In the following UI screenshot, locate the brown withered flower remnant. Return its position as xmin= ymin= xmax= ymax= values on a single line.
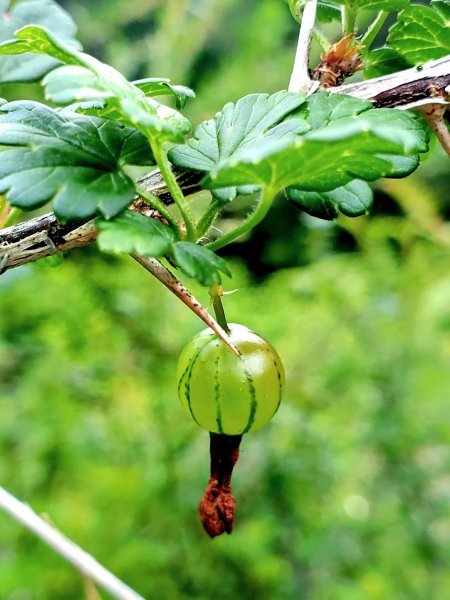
xmin=313 ymin=34 xmax=364 ymax=88
xmin=199 ymin=433 xmax=242 ymax=538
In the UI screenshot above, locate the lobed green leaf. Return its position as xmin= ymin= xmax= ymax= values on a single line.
xmin=202 ymin=107 xmax=428 ymax=193
xmin=315 ymin=2 xmax=342 ymax=22
xmin=0 ymin=101 xmax=154 ymax=221
xmin=387 ymin=3 xmax=450 ymax=65
xmin=169 ymin=91 xmax=308 ymax=201
xmin=169 ymin=92 xmax=428 ymax=222
xmin=62 ymin=80 xmax=194 ymax=127
xmin=294 ymin=93 xmax=373 ymax=129
xmin=295 ymin=1 xmax=341 ymax=23
xmin=43 ymin=65 xmax=111 ymax=105
xmin=287 ymin=180 xmax=373 ymax=220
xmin=97 ymin=211 xmax=175 ymax=256
xmin=133 ymin=78 xmax=195 ymax=110
xmin=364 ymin=48 xmax=410 ymax=79
xmin=432 ymin=0 xmax=450 ymax=21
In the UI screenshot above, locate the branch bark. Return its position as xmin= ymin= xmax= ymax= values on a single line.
xmin=0 ymin=55 xmax=449 ymax=274
xmin=0 ymin=168 xmax=202 ymax=275
xmin=331 ymin=55 xmax=450 ymax=109
xmin=131 ymin=255 xmax=240 ymax=356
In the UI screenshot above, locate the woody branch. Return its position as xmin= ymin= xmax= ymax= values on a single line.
xmin=0 ymin=55 xmax=449 ymax=275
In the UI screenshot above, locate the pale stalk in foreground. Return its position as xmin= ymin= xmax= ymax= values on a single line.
xmin=288 ymin=0 xmax=318 ymax=93
xmin=0 ymin=486 xmax=146 ymax=600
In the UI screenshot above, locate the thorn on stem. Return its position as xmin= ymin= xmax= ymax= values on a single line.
xmin=420 ymin=104 xmax=450 ymax=158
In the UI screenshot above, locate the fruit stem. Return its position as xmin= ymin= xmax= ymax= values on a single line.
xmin=133 ymin=255 xmax=240 ymax=355
xmin=199 ymin=433 xmax=243 ymax=538
xmin=209 ymin=284 xmax=230 ymax=333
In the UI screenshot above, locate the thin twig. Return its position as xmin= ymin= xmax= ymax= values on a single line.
xmin=131 ymin=254 xmax=240 ymax=356
xmin=430 ymin=115 xmax=450 ymax=156
xmin=0 ymin=168 xmax=203 ymax=274
xmin=288 ymin=0 xmax=318 ymax=93
xmin=331 ymin=55 xmax=450 ymax=109
xmin=0 ymin=486 xmax=146 ymax=600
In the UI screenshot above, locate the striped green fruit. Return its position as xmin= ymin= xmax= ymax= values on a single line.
xmin=177 ymin=323 xmax=284 ymax=435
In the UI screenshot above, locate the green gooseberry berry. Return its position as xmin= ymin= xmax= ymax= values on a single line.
xmin=177 ymin=323 xmax=284 ymax=435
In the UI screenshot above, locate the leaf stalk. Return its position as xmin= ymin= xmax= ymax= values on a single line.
xmin=134 ymin=183 xmax=182 ymax=237
xmin=205 ymin=186 xmax=276 ymax=252
xmin=360 ymin=11 xmax=388 ymax=55
xmin=342 ymin=5 xmax=356 ymax=36
xmin=151 ymin=144 xmax=197 ymax=241
xmin=196 ymin=198 xmax=221 ymax=238
xmin=313 ymin=27 xmax=332 ymax=52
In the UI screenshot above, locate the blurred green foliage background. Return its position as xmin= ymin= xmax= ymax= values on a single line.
xmin=1 ymin=1 xmax=450 ymax=599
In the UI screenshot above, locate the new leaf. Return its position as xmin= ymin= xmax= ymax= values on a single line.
xmin=0 ymin=0 xmax=80 ymax=83
xmin=169 ymin=91 xmax=308 ymax=201
xmin=0 ymin=26 xmax=191 ymax=144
